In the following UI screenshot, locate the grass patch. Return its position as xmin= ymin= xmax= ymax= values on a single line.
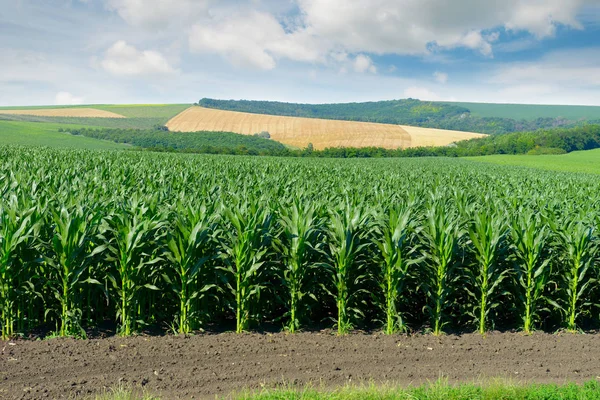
xmin=92 ymin=104 xmax=190 ymax=119
xmin=85 ymin=381 xmax=600 ymax=400
xmin=89 ymin=387 xmax=158 ymax=400
xmin=0 ymin=120 xmax=128 ymax=150
xmin=445 ymin=101 xmax=600 ymax=121
xmin=233 ymin=380 xmax=600 ymax=400
xmin=0 ymin=104 xmax=190 ymax=129
xmin=468 ymin=148 xmax=600 ymax=174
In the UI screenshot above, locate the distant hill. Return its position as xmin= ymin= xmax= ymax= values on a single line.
xmin=445 ymin=102 xmax=600 ymax=121
xmin=198 ymin=98 xmax=600 ymax=135
xmin=166 ymin=106 xmax=484 ymax=150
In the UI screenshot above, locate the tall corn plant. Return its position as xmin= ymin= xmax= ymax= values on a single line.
xmin=375 ymin=203 xmax=416 ymax=334
xmin=466 ymin=209 xmax=509 ymax=335
xmin=552 ymin=217 xmax=597 ymax=332
xmin=220 ymin=200 xmax=272 ymax=333
xmin=100 ymin=199 xmax=165 ymax=336
xmin=421 ymin=198 xmax=461 ymax=336
xmin=276 ymin=199 xmax=323 ymax=333
xmin=163 ymin=203 xmax=216 ymax=334
xmin=511 ymin=210 xmax=552 ymax=334
xmin=0 ymin=196 xmax=41 ymax=340
xmin=45 ymin=205 xmax=102 ymax=337
xmin=327 ymin=201 xmax=372 ymax=335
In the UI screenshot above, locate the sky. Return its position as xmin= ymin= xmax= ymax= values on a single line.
xmin=1 ymin=0 xmax=600 ymax=106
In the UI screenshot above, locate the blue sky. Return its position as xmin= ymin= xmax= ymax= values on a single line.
xmin=1 ymin=0 xmax=600 ymax=106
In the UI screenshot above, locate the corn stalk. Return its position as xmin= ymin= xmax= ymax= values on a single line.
xmin=163 ymin=202 xmax=216 ymax=334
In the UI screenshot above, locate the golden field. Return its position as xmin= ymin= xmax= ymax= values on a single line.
xmin=166 ymin=107 xmax=485 ymax=149
xmin=0 ymin=108 xmax=126 ymax=118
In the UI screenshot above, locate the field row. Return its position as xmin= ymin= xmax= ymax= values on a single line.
xmin=1 ymin=147 xmax=600 ymax=339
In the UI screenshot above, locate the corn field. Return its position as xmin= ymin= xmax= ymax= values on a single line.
xmin=1 ymin=146 xmax=600 ymax=339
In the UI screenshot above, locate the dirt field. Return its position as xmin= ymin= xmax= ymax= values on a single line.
xmin=0 ymin=108 xmax=126 ymax=118
xmin=2 ymin=332 xmax=599 ymax=399
xmin=166 ymin=107 xmax=485 ymax=150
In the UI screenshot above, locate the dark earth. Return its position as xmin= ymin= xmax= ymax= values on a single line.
xmin=2 ymin=332 xmax=600 ymax=399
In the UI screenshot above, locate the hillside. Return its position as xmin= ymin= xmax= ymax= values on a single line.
xmin=0 ymin=104 xmax=190 ymax=130
xmin=166 ymin=106 xmax=485 ymax=150
xmin=447 ymin=102 xmax=600 ymax=121
xmin=0 ymin=120 xmax=128 ymax=150
xmin=198 ymin=98 xmax=597 ymax=135
xmin=469 ymin=148 xmax=600 ymax=175
xmin=0 ymin=108 xmax=126 ymax=118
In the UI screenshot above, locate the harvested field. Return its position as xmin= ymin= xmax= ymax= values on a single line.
xmin=0 ymin=108 xmax=126 ymax=118
xmin=1 ymin=332 xmax=598 ymax=399
xmin=166 ymin=107 xmax=485 ymax=150
xmin=400 ymin=125 xmax=486 ymax=147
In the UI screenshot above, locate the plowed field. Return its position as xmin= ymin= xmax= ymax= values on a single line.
xmin=1 ymin=332 xmax=598 ymax=399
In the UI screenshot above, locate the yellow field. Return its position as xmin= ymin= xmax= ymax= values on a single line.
xmin=0 ymin=108 xmax=126 ymax=118
xmin=166 ymin=107 xmax=485 ymax=149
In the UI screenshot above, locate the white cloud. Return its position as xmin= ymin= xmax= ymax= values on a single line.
xmin=106 ymin=0 xmax=212 ymax=29
xmin=433 ymin=71 xmax=448 ymax=84
xmin=55 ymin=92 xmax=84 ymax=105
xmin=504 ymin=0 xmax=584 ymax=37
xmin=188 ymin=11 xmax=321 ymax=70
xmin=182 ymin=0 xmax=589 ymax=70
xmin=490 ymin=48 xmax=600 ymax=87
xmin=296 ymin=0 xmax=586 ymax=57
xmin=403 ymin=86 xmax=442 ymax=101
xmin=353 ymin=54 xmax=377 ymax=73
xmin=101 ymin=41 xmax=177 ymax=76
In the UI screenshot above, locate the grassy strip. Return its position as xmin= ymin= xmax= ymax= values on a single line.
xmin=468 ymin=148 xmax=600 ymax=175
xmin=0 ymin=120 xmax=128 ymax=149
xmin=234 ymin=381 xmax=600 ymax=399
xmin=91 ymin=381 xmax=600 ymax=400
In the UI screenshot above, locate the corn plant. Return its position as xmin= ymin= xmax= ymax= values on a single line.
xmin=163 ymin=202 xmax=216 ymax=334
xmin=0 ymin=195 xmax=41 ymax=339
xmin=275 ymin=199 xmax=324 ymax=333
xmin=511 ymin=210 xmax=552 ymax=334
xmin=100 ymin=198 xmax=165 ymax=336
xmin=551 ymin=216 xmax=597 ymax=332
xmin=421 ymin=198 xmax=461 ymax=336
xmin=466 ymin=208 xmax=509 ymax=334
xmin=220 ymin=200 xmax=272 ymax=333
xmin=326 ymin=200 xmax=372 ymax=335
xmin=374 ymin=203 xmax=416 ymax=334
xmin=45 ymin=205 xmax=102 ymax=337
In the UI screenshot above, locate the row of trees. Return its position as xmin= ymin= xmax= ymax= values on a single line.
xmin=65 ymin=124 xmax=600 ymax=159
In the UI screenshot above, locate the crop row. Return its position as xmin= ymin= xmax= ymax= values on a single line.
xmin=1 ymin=147 xmax=600 ymax=339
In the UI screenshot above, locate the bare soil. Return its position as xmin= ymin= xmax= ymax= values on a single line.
xmin=1 ymin=331 xmax=599 ymax=399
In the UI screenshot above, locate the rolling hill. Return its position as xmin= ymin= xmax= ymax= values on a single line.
xmin=0 ymin=108 xmax=126 ymax=118
xmin=197 ymin=98 xmax=600 ymax=135
xmin=166 ymin=106 xmax=485 ymax=150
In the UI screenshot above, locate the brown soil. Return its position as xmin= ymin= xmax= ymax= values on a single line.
xmin=1 ymin=331 xmax=598 ymax=399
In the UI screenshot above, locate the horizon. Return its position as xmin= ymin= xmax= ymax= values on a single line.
xmin=2 ymin=1 xmax=600 ymax=107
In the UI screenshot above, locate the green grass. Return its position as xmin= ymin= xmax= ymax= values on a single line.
xmin=0 ymin=120 xmax=129 ymax=150
xmin=0 ymin=104 xmax=190 ymax=129
xmin=447 ymin=102 xmax=600 ymax=121
xmin=90 ymin=387 xmax=158 ymax=400
xmin=469 ymin=148 xmax=600 ymax=174
xmin=88 ymin=381 xmax=600 ymax=400
xmin=91 ymin=104 xmax=190 ymax=119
